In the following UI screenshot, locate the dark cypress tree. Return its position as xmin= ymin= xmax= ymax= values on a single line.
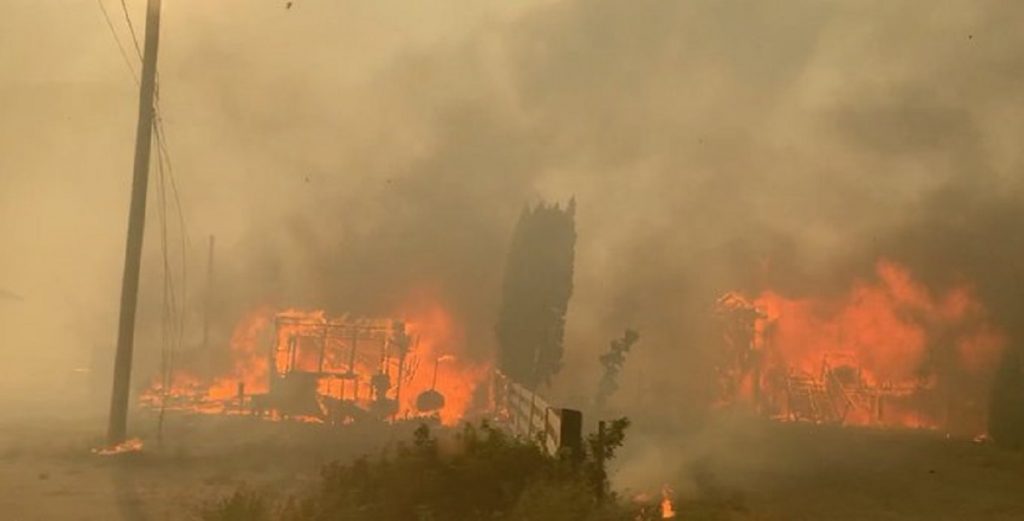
xmin=495 ymin=199 xmax=576 ymax=388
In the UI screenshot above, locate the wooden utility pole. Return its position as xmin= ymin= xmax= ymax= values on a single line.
xmin=107 ymin=0 xmax=162 ymax=446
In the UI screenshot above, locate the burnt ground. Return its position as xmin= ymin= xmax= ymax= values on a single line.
xmin=623 ymin=415 xmax=1024 ymax=521
xmin=0 ymin=408 xmax=1022 ymax=520
xmin=0 ymin=408 xmax=423 ymax=521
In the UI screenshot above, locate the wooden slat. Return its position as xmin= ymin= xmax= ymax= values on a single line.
xmin=493 ymin=370 xmax=576 ymax=457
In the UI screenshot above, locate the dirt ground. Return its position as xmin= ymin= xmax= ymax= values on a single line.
xmin=0 ymin=408 xmax=421 ymax=521
xmin=1 ymin=407 xmax=1023 ymax=521
xmin=633 ymin=417 xmax=1024 ymax=521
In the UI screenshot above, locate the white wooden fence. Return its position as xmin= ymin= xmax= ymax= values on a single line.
xmin=492 ymin=370 xmax=582 ymax=457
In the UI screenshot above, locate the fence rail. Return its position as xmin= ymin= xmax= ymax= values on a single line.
xmin=492 ymin=371 xmax=582 ymax=457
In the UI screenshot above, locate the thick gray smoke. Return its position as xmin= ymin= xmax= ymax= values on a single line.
xmin=3 ymin=0 xmax=1024 ymax=487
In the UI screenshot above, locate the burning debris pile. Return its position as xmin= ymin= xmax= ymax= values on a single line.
xmin=141 ymin=305 xmax=490 ymax=426
xmin=715 ymin=260 xmax=1005 ymax=435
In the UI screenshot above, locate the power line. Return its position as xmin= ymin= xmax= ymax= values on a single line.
xmin=104 ymin=0 xmax=191 ymax=265
xmin=155 ymin=124 xmax=185 ymax=443
xmin=114 ymin=1 xmax=180 ymax=226
xmin=106 ymin=0 xmax=161 ymax=447
xmin=100 ymin=0 xmax=192 ymax=442
xmin=96 ymin=0 xmax=139 ymax=83
xmin=151 ymin=79 xmax=190 ymax=444
xmin=119 ymin=0 xmax=144 ymax=60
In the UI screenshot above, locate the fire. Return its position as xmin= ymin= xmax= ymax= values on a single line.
xmin=660 ymin=485 xmax=676 ymax=519
xmin=399 ymin=300 xmax=490 ymax=425
xmin=717 ymin=260 xmax=1004 ymax=435
xmin=212 ymin=305 xmax=276 ymax=397
xmin=629 ymin=485 xmax=678 ymax=520
xmin=141 ymin=297 xmax=491 ymax=426
xmin=140 ymin=306 xmax=276 ymax=415
xmin=92 ymin=438 xmax=143 ymax=456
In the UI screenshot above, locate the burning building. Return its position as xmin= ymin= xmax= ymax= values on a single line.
xmin=141 ymin=304 xmax=490 ymax=426
xmin=715 ymin=260 xmax=1005 ymax=436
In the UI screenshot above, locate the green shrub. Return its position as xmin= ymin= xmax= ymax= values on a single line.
xmin=199 ymin=487 xmax=272 ymax=521
xmin=201 ymin=419 xmax=637 ymax=521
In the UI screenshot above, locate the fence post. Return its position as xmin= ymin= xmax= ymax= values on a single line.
xmin=492 ymin=371 xmax=583 ymax=459
xmin=510 ymin=385 xmax=518 ymax=429
xmin=542 ymin=407 xmax=551 ymax=450
xmin=595 ymin=420 xmax=606 ymax=502
xmin=558 ymin=408 xmax=583 ymax=461
xmin=528 ymin=393 xmax=536 ymax=439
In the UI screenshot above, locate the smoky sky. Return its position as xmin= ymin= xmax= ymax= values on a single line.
xmin=2 ymin=0 xmax=1024 ymax=415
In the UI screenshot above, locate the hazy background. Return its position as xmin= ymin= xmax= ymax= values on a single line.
xmin=3 ymin=0 xmax=1024 ymax=488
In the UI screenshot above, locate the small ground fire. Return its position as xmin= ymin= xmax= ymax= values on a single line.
xmin=660 ymin=484 xmax=676 ymax=519
xmin=715 ymin=260 xmax=1005 ymax=435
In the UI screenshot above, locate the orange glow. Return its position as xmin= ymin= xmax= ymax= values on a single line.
xmin=718 ymin=260 xmax=1005 ymax=435
xmin=140 ymin=296 xmax=491 ymax=426
xmin=140 ymin=306 xmax=276 ymax=415
xmin=660 ymin=484 xmax=677 ymax=519
xmin=395 ymin=293 xmax=491 ymax=425
xmin=213 ymin=305 xmax=276 ymax=397
xmin=92 ymin=438 xmax=143 ymax=456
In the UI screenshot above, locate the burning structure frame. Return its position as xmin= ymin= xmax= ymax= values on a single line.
xmin=715 ymin=292 xmax=934 ymax=428
xmin=143 ymin=311 xmax=460 ymax=425
xmin=250 ymin=313 xmax=416 ymax=423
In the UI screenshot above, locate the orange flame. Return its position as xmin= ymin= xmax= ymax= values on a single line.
xmin=141 ymin=296 xmax=490 ymax=426
xmin=92 ymin=438 xmax=143 ymax=456
xmin=398 ymin=297 xmax=491 ymax=425
xmin=660 ymin=484 xmax=677 ymax=519
xmin=719 ymin=260 xmax=1005 ymax=435
xmin=212 ymin=305 xmax=276 ymax=398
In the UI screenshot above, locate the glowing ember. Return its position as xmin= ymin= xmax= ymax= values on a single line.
xmin=92 ymin=438 xmax=143 ymax=456
xmin=717 ymin=260 xmax=1005 ymax=435
xmin=141 ymin=297 xmax=491 ymax=426
xmin=660 ymin=484 xmax=677 ymax=519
